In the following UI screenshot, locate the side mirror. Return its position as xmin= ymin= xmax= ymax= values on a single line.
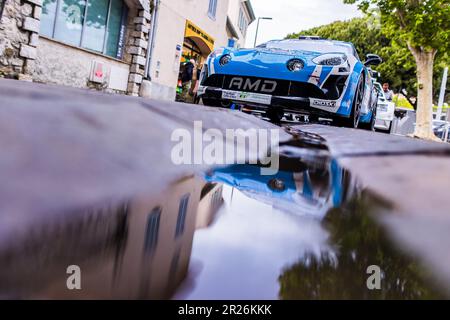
xmin=364 ymin=54 xmax=383 ymax=66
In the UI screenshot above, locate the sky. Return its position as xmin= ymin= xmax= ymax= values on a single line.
xmin=245 ymin=0 xmax=363 ymax=47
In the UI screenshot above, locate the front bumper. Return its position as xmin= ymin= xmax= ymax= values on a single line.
xmin=198 ymin=86 xmax=342 ymax=117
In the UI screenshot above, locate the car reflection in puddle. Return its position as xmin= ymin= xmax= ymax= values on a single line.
xmin=174 ymin=151 xmax=352 ymax=300
xmin=175 ymin=150 xmax=447 ymax=299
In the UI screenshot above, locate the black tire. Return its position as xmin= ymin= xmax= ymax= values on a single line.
xmin=266 ymin=108 xmax=284 ymax=124
xmin=334 ymin=75 xmax=364 ymax=128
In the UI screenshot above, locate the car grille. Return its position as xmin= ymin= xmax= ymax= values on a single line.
xmin=203 ymin=74 xmax=328 ymax=99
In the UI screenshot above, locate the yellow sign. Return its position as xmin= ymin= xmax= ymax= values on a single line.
xmin=184 ymin=20 xmax=215 ymax=52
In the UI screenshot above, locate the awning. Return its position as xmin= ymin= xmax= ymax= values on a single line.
xmin=184 ymin=20 xmax=215 ymax=54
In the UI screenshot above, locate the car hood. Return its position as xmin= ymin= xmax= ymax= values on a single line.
xmin=228 ymin=47 xmax=324 ymax=65
xmin=208 ymin=47 xmax=339 ymax=82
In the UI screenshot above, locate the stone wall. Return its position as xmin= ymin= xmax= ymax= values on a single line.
xmin=0 ymin=0 xmax=41 ymax=80
xmin=35 ymin=38 xmax=131 ymax=93
xmin=126 ymin=0 xmax=152 ymax=96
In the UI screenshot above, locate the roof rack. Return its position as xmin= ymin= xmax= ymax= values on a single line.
xmin=298 ymin=35 xmax=324 ymax=40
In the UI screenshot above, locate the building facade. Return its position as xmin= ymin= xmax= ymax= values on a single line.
xmin=141 ymin=0 xmax=255 ymax=101
xmin=1 ymin=173 xmax=224 ymax=298
xmin=141 ymin=0 xmax=230 ymax=101
xmin=226 ymin=0 xmax=255 ymax=49
xmin=0 ymin=0 xmax=254 ymax=99
xmin=0 ymin=0 xmax=153 ymax=95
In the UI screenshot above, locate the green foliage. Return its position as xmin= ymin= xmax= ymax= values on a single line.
xmin=344 ymin=0 xmax=450 ymax=52
xmin=286 ymin=15 xmax=449 ymax=102
xmin=393 ymin=96 xmax=415 ymax=109
xmin=346 ymin=0 xmax=449 ymax=101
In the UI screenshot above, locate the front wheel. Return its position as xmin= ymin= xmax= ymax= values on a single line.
xmin=333 ymin=76 xmax=364 ymax=128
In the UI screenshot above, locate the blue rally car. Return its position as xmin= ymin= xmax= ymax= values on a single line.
xmin=197 ymin=36 xmax=382 ymax=128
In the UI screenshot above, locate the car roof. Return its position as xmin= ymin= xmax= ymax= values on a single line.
xmin=266 ymin=38 xmax=353 ymax=46
xmin=262 ymin=39 xmax=358 ymax=57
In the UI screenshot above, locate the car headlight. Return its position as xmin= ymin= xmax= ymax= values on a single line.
xmin=312 ymin=54 xmax=348 ymax=66
xmin=219 ymin=54 xmax=232 ymax=66
xmin=287 ymin=59 xmax=304 ymax=72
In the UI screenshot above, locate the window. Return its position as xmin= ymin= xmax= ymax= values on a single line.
xmin=144 ymin=207 xmax=161 ymax=255
xmin=238 ymin=8 xmax=248 ymax=35
xmin=40 ymin=0 xmax=128 ymax=59
xmin=208 ymin=0 xmax=217 ymax=19
xmin=175 ymin=194 xmax=190 ymax=238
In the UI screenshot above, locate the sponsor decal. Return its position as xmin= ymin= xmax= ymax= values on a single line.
xmin=222 ymin=90 xmax=272 ymax=105
xmin=311 ymin=99 xmax=337 ymax=108
xmin=228 ymin=77 xmax=277 ymax=94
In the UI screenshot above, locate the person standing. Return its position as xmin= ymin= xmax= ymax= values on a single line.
xmin=181 ymin=59 xmax=196 ymax=103
xmin=382 ymin=83 xmax=394 ymax=101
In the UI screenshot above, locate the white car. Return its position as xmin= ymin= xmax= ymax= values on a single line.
xmin=374 ymin=82 xmax=396 ymax=132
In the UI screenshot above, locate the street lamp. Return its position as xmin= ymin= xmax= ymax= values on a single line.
xmin=253 ymin=17 xmax=273 ymax=47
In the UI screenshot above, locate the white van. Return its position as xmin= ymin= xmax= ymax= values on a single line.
xmin=374 ymin=82 xmax=396 ymax=132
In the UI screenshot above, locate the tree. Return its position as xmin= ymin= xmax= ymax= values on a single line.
xmin=342 ymin=0 xmax=449 ymax=139
xmin=287 ymin=17 xmax=450 ymax=110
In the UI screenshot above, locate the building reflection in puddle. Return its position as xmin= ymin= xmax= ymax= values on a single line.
xmin=0 ymin=176 xmax=223 ymax=299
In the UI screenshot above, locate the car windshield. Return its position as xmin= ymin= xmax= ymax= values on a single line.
xmin=261 ymin=40 xmax=356 ymax=56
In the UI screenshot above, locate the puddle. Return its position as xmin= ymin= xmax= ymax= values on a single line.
xmin=174 ymin=139 xmax=448 ymax=299
xmin=0 ymin=132 xmax=447 ymax=299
